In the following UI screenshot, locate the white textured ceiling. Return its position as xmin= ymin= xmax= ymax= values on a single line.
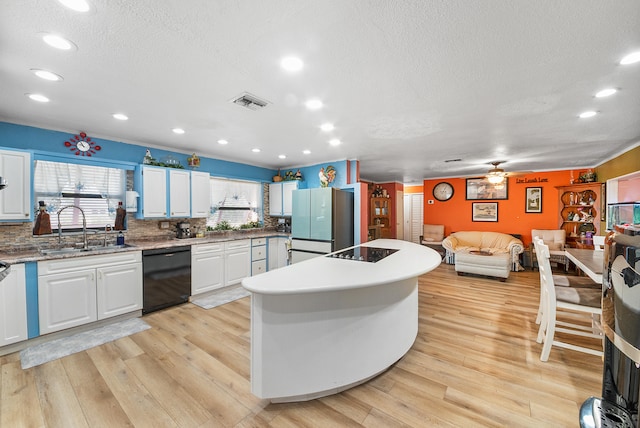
xmin=1 ymin=0 xmax=639 ymax=183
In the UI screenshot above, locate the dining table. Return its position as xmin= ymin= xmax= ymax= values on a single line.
xmin=565 ymin=248 xmax=604 ymax=284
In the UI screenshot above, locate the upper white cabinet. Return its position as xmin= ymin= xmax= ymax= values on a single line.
xmin=0 ymin=149 xmax=31 ymax=221
xmin=269 ymin=181 xmax=298 ymax=216
xmin=140 ymin=166 xmax=167 ymax=218
xmin=169 ymin=169 xmax=191 ymax=217
xmin=190 ymin=171 xmax=210 ymax=218
xmin=0 ymin=263 xmax=28 ymax=346
xmin=138 ymin=165 xmax=196 ymax=219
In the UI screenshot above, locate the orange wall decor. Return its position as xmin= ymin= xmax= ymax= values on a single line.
xmin=423 ymin=171 xmax=572 ymax=246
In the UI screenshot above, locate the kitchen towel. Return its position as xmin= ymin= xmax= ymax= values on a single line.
xmin=20 ymin=317 xmax=150 ymax=369
xmin=191 ymin=285 xmax=251 ymax=310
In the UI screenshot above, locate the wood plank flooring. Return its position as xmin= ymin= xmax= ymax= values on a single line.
xmin=0 ymin=264 xmax=603 ymax=427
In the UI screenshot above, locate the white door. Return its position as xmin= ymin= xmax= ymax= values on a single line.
xmin=191 ymin=171 xmax=211 ymax=218
xmin=96 ymin=263 xmax=143 ymax=320
xmin=403 ymin=193 xmax=424 ymax=244
xmin=39 ymin=269 xmax=97 ymax=334
xmin=0 ymin=264 xmax=27 ymax=346
xmin=269 ymin=183 xmax=283 ymax=216
xmin=192 ymin=246 xmax=225 ymax=295
xmin=282 ymin=181 xmax=298 ymax=216
xmin=396 ymin=190 xmax=404 ymax=240
xmin=142 ymin=166 xmax=167 ymax=218
xmin=225 ymin=249 xmax=250 ymax=285
xmin=0 ymin=149 xmax=31 ymax=221
xmin=169 ymin=169 xmax=191 ymax=217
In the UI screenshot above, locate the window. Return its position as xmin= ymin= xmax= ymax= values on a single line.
xmin=207 ymin=178 xmax=262 ymax=228
xmin=33 ymin=160 xmax=126 ymax=232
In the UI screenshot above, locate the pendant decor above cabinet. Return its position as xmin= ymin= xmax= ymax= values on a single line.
xmin=63 ymin=132 xmax=101 ymax=157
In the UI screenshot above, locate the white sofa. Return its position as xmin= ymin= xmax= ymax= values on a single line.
xmin=442 ymin=231 xmax=525 ymax=279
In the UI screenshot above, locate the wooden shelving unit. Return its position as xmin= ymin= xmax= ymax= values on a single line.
xmin=370 ymin=197 xmax=392 ymax=239
xmin=557 ymin=183 xmax=601 ymax=247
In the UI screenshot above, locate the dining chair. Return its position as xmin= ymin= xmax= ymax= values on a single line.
xmin=593 ymin=235 xmax=605 ymax=251
xmin=532 ymin=237 xmax=600 ymax=325
xmin=533 ymin=238 xmax=603 ymax=361
xmin=531 ymin=229 xmax=569 ymax=271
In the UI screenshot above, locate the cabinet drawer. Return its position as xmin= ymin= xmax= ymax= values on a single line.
xmin=38 ymin=251 xmax=142 ymax=275
xmin=225 ymin=239 xmax=250 ymax=250
xmin=252 ymin=237 xmax=266 ymax=247
xmin=252 ymin=246 xmax=266 ymax=261
xmin=192 ymin=242 xmax=223 ymax=254
xmin=252 ymin=260 xmax=267 ymax=275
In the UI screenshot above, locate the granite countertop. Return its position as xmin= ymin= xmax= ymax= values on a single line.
xmin=0 ymin=229 xmax=290 ymax=264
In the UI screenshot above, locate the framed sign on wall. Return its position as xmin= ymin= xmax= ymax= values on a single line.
xmin=466 ymin=178 xmax=508 ymax=200
xmin=472 ymin=202 xmax=498 ymax=222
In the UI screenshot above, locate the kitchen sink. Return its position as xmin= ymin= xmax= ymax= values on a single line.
xmin=40 ymin=243 xmax=136 ymax=256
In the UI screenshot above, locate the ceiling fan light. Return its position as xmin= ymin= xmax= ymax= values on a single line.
xmin=486 ymin=173 xmax=505 ymax=184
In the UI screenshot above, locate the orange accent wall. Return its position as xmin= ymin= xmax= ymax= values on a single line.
xmin=423 ymin=171 xmax=572 ymax=246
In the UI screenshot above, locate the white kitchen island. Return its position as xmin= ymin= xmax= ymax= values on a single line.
xmin=241 ymin=239 xmax=441 ymax=402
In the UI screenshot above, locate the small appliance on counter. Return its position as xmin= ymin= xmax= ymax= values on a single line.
xmin=176 ymin=221 xmax=192 ymax=239
xmin=276 ymin=218 xmax=291 ymax=233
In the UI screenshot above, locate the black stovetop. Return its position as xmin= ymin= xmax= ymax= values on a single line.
xmin=328 ymin=246 xmax=398 ymax=263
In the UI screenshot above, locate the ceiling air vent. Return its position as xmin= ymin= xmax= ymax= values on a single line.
xmin=230 ymin=92 xmax=270 ymax=111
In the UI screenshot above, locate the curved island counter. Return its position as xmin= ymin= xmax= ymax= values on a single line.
xmin=241 ymin=239 xmax=441 ymax=402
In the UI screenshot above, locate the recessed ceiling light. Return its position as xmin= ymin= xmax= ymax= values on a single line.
xmin=620 ymin=51 xmax=640 ymax=65
xmin=26 ymin=93 xmax=50 ymax=103
xmin=320 ymin=123 xmax=334 ymax=132
xmin=579 ymin=111 xmax=597 ymax=118
xmin=31 ymin=69 xmax=63 ymax=81
xmin=303 ymin=150 xmax=311 ymax=155
xmin=305 ymin=99 xmax=323 ymax=110
xmin=172 ymin=128 xmax=185 ymax=134
xmin=42 ymin=33 xmax=76 ymax=50
xmin=280 ymin=56 xmax=304 ymax=72
xmin=57 ymin=0 xmax=91 ymax=12
xmin=252 ymin=148 xmax=261 ymax=153
xmin=329 ymin=138 xmax=341 ymax=146
xmin=112 ymin=113 xmax=128 ymax=120
xmin=595 ymin=88 xmax=617 ymax=98
xmin=217 ymin=139 xmax=228 ymax=145
xmin=278 ymin=154 xmax=287 ymax=159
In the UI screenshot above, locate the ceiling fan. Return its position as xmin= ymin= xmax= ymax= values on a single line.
xmin=485 ymin=161 xmax=508 ymax=185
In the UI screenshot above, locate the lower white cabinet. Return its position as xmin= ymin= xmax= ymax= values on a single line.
xmin=38 ymin=252 xmax=142 ymax=335
xmin=191 ymin=242 xmax=225 ymax=295
xmin=0 ymin=263 xmax=28 ymax=346
xmin=225 ymin=239 xmax=251 ymax=286
xmin=268 ymin=237 xmax=289 ymax=271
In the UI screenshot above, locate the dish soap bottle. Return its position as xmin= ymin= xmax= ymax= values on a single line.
xmin=117 ymin=231 xmax=125 ymax=246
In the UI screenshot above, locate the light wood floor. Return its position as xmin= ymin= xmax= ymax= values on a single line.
xmin=1 ymin=264 xmax=602 ymax=427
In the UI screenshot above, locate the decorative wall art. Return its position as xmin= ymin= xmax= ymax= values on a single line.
xmin=472 ymin=202 xmax=498 ymax=222
xmin=319 ymin=165 xmax=336 ymax=187
xmin=466 ymin=178 xmax=508 ymax=200
xmin=525 ymin=187 xmax=542 ymax=213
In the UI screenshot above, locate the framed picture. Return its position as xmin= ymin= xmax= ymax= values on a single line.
xmin=601 ymin=183 xmax=606 ymax=221
xmin=472 ymin=202 xmax=498 ymax=222
xmin=466 ymin=178 xmax=508 ymax=200
xmin=525 ymin=187 xmax=542 ymax=213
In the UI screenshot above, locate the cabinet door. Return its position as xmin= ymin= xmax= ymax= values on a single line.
xmin=191 ymin=249 xmax=224 ymax=295
xmin=282 ymin=182 xmax=298 ymax=216
xmin=96 ymin=263 xmax=142 ymax=320
xmin=269 ymin=183 xmax=283 ymax=216
xmin=291 ymin=189 xmax=310 ymax=239
xmin=310 ymin=188 xmax=332 ymax=240
xmin=169 ymin=169 xmax=191 ymax=217
xmin=225 ymin=247 xmax=251 ymax=286
xmin=191 ymin=171 xmax=211 ymax=218
xmin=268 ymin=237 xmax=289 ymax=270
xmin=142 ymin=166 xmax=167 ymax=218
xmin=38 ymin=269 xmax=97 ymax=334
xmin=0 ymin=264 xmax=27 ymax=346
xmin=0 ymin=149 xmax=31 ymax=221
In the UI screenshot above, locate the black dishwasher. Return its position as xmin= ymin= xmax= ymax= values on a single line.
xmin=142 ymin=245 xmax=191 ymax=314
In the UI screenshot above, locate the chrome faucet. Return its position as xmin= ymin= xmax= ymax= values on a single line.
xmin=57 ymin=205 xmax=88 ymax=249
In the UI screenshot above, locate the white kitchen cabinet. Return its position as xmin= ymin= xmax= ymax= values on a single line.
xmin=191 ymin=171 xmax=211 ymax=218
xmin=224 ymin=239 xmax=251 ymax=286
xmin=38 ymin=251 xmax=142 ymax=335
xmin=0 ymin=149 xmax=31 ymax=221
xmin=251 ymin=238 xmax=267 ymax=276
xmin=268 ymin=237 xmax=289 ymax=271
xmin=140 ymin=166 xmax=167 ymax=218
xmin=191 ymin=242 xmax=224 ymax=295
xmin=269 ymin=181 xmax=298 ymax=216
xmin=0 ymin=264 xmax=28 ymax=346
xmin=96 ymin=262 xmax=143 ymax=320
xmin=169 ymin=169 xmax=191 ymax=217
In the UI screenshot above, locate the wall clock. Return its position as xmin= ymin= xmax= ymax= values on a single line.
xmin=64 ymin=132 xmax=101 ymax=156
xmin=433 ymin=182 xmax=454 ymax=201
